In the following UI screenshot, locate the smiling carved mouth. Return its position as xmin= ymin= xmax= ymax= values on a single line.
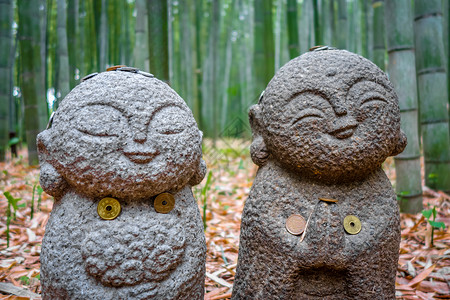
xmin=124 ymin=151 xmax=159 ymax=164
xmin=330 ymin=125 xmax=357 ymax=139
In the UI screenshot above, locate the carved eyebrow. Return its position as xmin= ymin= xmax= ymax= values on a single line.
xmin=288 ymin=90 xmax=332 ymax=106
xmin=346 ymin=78 xmax=390 ymax=95
xmin=84 ymin=102 xmax=126 ymax=115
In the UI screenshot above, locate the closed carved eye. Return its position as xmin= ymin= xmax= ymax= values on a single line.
xmin=360 ymin=92 xmax=387 ymax=108
xmin=75 ymin=105 xmax=126 ymax=137
xmin=151 ymin=106 xmax=188 ymax=135
xmin=291 ymin=108 xmax=325 ymax=125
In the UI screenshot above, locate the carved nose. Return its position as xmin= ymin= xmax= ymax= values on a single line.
xmin=329 ymin=118 xmax=358 ymax=139
xmin=124 ymin=129 xmax=160 ymax=163
xmin=133 ymin=132 xmax=147 ymax=143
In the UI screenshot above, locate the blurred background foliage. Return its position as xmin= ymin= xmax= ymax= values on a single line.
xmin=0 ymin=0 xmax=449 ymax=212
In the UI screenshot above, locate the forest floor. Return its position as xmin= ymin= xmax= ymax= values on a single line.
xmin=0 ymin=140 xmax=449 ymax=300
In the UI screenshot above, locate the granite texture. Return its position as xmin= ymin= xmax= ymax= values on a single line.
xmin=38 ymin=70 xmax=206 ymax=299
xmin=232 ymin=50 xmax=406 ymax=299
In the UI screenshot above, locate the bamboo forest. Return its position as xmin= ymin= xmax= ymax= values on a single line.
xmin=1 ymin=0 xmax=450 ymax=212
xmin=0 ymin=1 xmax=450 ymax=298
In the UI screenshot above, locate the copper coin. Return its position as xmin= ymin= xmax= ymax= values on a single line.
xmin=154 ymin=193 xmax=175 ymax=214
xmin=106 ymin=65 xmax=126 ymax=71
xmin=309 ymin=45 xmax=325 ymax=51
xmin=286 ymin=214 xmax=307 ymax=235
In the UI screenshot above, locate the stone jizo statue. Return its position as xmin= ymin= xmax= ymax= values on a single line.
xmin=38 ymin=67 xmax=207 ymax=299
xmin=232 ymin=49 xmax=406 ymax=299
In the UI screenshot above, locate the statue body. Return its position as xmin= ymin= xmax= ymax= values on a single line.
xmin=232 ymin=50 xmax=406 ymax=299
xmin=38 ymin=70 xmax=206 ymax=300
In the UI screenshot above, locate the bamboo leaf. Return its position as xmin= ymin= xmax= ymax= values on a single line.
xmin=428 ymin=221 xmax=445 ymax=229
xmin=8 ymin=137 xmax=19 ymax=146
xmin=421 ymin=209 xmax=433 ymax=219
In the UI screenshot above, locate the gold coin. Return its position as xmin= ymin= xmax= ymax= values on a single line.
xmin=106 ymin=65 xmax=126 ymax=71
xmin=285 ymin=214 xmax=307 ymax=236
xmin=97 ymin=197 xmax=121 ymax=220
xmin=154 ymin=193 xmax=175 ymax=214
xmin=343 ymin=215 xmax=362 ymax=235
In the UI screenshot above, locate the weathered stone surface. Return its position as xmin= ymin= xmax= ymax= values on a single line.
xmin=232 ymin=50 xmax=406 ymax=299
xmin=38 ymin=70 xmax=206 ymax=300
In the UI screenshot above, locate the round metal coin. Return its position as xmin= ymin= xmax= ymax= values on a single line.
xmin=97 ymin=197 xmax=121 ymax=220
xmin=117 ymin=66 xmax=139 ymax=73
xmin=81 ymin=72 xmax=98 ymax=82
xmin=285 ymin=214 xmax=307 ymax=235
xmin=138 ymin=71 xmax=155 ymax=78
xmin=343 ymin=215 xmax=362 ymax=235
xmin=154 ymin=193 xmax=175 ymax=214
xmin=106 ymin=65 xmax=126 ymax=71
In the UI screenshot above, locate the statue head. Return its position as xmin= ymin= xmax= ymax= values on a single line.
xmin=38 ymin=70 xmax=206 ymax=199
xmin=250 ymin=50 xmax=406 ymax=183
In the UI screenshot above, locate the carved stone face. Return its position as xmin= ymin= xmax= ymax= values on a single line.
xmin=252 ymin=50 xmax=406 ymax=183
xmin=39 ymin=71 xmax=204 ymax=199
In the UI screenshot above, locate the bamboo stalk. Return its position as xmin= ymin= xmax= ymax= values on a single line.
xmin=312 ymin=0 xmax=321 ymax=46
xmin=55 ymin=0 xmax=70 ymax=109
xmin=414 ymin=0 xmax=450 ymax=192
xmin=18 ymin=0 xmax=43 ymax=165
xmin=299 ymin=0 xmax=314 ymax=53
xmin=0 ymin=0 xmax=13 ymax=161
xmin=444 ymin=0 xmax=449 ymax=108
xmin=98 ymin=0 xmax=107 ymax=70
xmin=220 ymin=0 xmax=238 ymax=132
xmin=254 ymin=0 xmax=274 ymax=96
xmin=77 ymin=0 xmax=86 ymax=76
xmin=179 ymin=0 xmax=198 ymax=119
xmin=85 ymin=0 xmax=98 ymax=74
xmin=347 ymin=0 xmax=355 ymax=52
xmin=372 ymin=0 xmax=385 ymax=70
xmin=134 ymin=0 xmax=149 ymax=71
xmin=336 ymin=0 xmax=347 ymax=49
xmin=211 ymin=0 xmax=220 ymax=140
xmin=38 ymin=0 xmax=48 ymax=129
xmin=229 ymin=7 xmax=244 ymax=137
xmin=287 ymin=0 xmax=299 ymax=58
xmin=194 ymin=0 xmax=204 ymax=130
xmin=360 ymin=0 xmax=370 ymax=57
xmin=67 ymin=0 xmax=78 ymax=89
xmin=147 ymin=0 xmax=169 ymax=83
xmin=274 ymin=0 xmax=282 ymax=70
xmin=238 ymin=0 xmax=254 ymax=138
xmin=321 ymin=0 xmax=333 ymax=46
xmin=385 ymin=0 xmax=423 ymax=213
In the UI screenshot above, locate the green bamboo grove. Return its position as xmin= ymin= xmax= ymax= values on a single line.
xmin=414 ymin=0 xmax=450 ymax=193
xmin=0 ymin=0 xmax=449 ymax=210
xmin=385 ymin=0 xmax=423 ymax=213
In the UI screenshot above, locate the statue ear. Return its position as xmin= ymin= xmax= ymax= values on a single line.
xmin=188 ymin=158 xmax=207 ymax=186
xmin=37 ymin=131 xmax=68 ymax=199
xmin=390 ymin=130 xmax=407 ymax=157
xmin=249 ymin=105 xmax=270 ymax=167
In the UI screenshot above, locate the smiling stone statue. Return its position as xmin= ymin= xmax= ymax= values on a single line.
xmin=38 ymin=68 xmax=206 ymax=299
xmin=232 ymin=49 xmax=406 ymax=299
